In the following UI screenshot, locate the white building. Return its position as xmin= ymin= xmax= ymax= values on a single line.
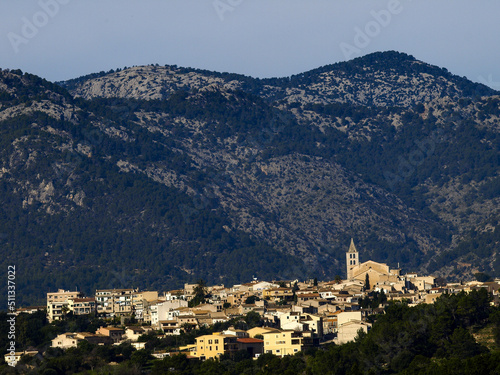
xmin=150 ymin=299 xmax=188 ymax=328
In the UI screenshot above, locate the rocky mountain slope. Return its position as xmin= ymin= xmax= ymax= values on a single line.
xmin=63 ymin=51 xmax=493 ymax=107
xmin=1 ymin=51 xmax=498 ymax=304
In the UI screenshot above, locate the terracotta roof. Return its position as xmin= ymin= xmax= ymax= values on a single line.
xmin=237 ymin=338 xmax=264 ymax=343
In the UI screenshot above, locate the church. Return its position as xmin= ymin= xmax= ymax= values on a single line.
xmin=346 ymin=239 xmax=401 ymax=287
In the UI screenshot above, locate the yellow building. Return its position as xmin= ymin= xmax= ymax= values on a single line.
xmin=192 ymin=334 xmax=238 ymax=360
xmin=190 ymin=332 xmax=264 ymax=360
xmin=261 ymin=330 xmax=313 ymax=357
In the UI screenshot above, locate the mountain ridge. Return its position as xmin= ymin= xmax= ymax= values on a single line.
xmin=0 ymin=51 xmax=498 ymax=305
xmin=59 ymin=51 xmax=497 ymax=107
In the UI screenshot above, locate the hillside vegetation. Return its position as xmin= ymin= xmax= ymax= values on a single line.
xmin=0 ymin=51 xmax=498 ymax=304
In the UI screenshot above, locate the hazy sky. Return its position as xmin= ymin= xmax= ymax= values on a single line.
xmin=1 ymin=0 xmax=499 ymax=89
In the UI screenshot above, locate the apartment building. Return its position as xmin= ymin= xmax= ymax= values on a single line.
xmin=95 ymin=288 xmax=138 ymax=316
xmin=192 ymin=333 xmax=264 ymax=360
xmin=192 ymin=334 xmax=239 ymax=360
xmin=262 ymin=330 xmax=313 ymax=357
xmin=67 ymin=298 xmax=96 ymax=316
xmin=46 ymin=289 xmax=83 ymax=322
xmin=131 ymin=291 xmax=158 ymax=321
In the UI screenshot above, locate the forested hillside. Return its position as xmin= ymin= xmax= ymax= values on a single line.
xmin=0 ymin=51 xmax=498 ymax=304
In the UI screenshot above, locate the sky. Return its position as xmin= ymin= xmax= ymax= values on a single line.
xmin=1 ymin=0 xmax=499 ymax=90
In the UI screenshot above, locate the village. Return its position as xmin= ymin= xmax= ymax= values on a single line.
xmin=8 ymin=240 xmax=500 ymax=365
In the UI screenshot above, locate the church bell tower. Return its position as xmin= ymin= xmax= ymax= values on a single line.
xmin=346 ymin=238 xmax=359 ymax=280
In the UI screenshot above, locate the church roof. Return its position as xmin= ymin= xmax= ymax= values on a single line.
xmin=347 ymin=238 xmax=357 ymax=253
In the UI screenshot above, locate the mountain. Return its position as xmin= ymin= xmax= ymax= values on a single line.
xmin=61 ymin=51 xmax=494 ymax=106
xmin=0 ymin=51 xmax=498 ymax=305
